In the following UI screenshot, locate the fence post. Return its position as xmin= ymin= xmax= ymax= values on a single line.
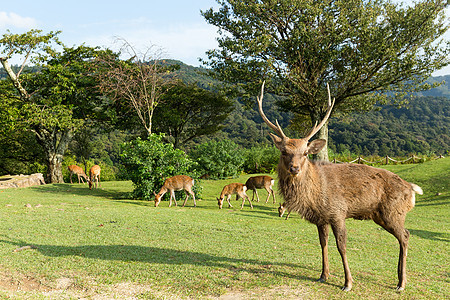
xmin=385 ymin=155 xmax=389 ymax=165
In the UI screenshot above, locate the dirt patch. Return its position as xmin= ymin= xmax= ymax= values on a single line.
xmin=213 ymin=285 xmax=311 ymax=299
xmin=0 ymin=271 xmax=311 ymax=299
xmin=0 ymin=271 xmax=51 ymax=293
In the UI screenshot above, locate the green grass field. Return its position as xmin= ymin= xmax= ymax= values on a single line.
xmin=0 ymin=158 xmax=448 ymax=299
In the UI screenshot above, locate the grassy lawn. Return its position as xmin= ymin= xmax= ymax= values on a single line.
xmin=0 ymin=158 xmax=448 ymax=299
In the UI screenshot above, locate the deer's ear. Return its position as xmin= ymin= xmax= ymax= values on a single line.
xmin=307 ymin=139 xmax=326 ymax=154
xmin=269 ymin=133 xmax=284 ymax=149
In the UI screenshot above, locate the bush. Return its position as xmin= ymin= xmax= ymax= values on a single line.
xmin=189 ymin=139 xmax=244 ymax=179
xmin=120 ymin=134 xmax=198 ymax=201
xmin=242 ymin=146 xmax=279 ymax=173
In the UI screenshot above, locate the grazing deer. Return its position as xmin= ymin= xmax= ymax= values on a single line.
xmin=217 ymin=183 xmax=253 ymax=209
xmin=154 ymin=175 xmax=196 ymax=207
xmin=245 ymin=175 xmax=276 ymax=203
xmin=68 ymin=165 xmax=88 ymax=184
xmin=278 ymin=202 xmax=291 ymax=219
xmin=88 ymin=165 xmax=101 ymax=190
xmin=257 ymin=82 xmax=423 ymax=291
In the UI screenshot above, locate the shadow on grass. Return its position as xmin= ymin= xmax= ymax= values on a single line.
xmin=0 ymin=238 xmax=328 ymax=286
xmin=409 ymin=229 xmax=449 ymax=243
xmin=30 ymin=183 xmax=131 ymax=200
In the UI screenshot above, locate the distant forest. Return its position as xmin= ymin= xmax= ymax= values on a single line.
xmin=171 ymin=61 xmax=449 ymax=156
xmin=2 ymin=61 xmax=449 ymax=158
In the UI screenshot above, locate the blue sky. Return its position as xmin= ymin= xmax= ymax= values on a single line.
xmin=1 ymin=0 xmax=449 ymax=75
xmin=0 ymin=0 xmax=219 ymax=66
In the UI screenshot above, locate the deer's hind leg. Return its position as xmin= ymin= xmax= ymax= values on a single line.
xmin=373 ymin=213 xmax=409 ymax=291
xmin=182 ymin=188 xmax=196 ymax=207
xmin=331 ymin=220 xmax=353 ymax=291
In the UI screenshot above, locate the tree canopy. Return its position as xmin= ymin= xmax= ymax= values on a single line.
xmin=202 ymin=0 xmax=450 ymax=159
xmin=0 ymin=30 xmax=105 ymax=182
xmin=153 ymin=82 xmax=234 ymax=149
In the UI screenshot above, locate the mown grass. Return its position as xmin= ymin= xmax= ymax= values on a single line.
xmin=0 ymin=159 xmax=448 ymax=299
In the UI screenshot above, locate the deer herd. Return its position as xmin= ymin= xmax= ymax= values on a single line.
xmin=66 ymin=82 xmax=423 ymax=292
xmin=67 ymin=164 xmax=101 ymax=190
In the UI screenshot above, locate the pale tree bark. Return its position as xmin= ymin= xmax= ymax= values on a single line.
xmin=310 ymin=110 xmax=330 ymax=162
xmin=33 ymin=126 xmax=73 ymax=183
xmin=0 ymin=58 xmax=29 ymax=100
xmin=316 ymin=124 xmax=329 ymax=161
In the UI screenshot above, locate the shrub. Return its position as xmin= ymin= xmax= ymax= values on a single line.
xmin=189 ymin=139 xmax=244 ymax=179
xmin=120 ymin=134 xmax=198 ymax=201
xmin=242 ymin=146 xmax=279 ymax=173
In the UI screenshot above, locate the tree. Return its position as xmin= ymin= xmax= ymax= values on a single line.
xmin=153 ymin=82 xmax=234 ymax=149
xmin=95 ymin=38 xmax=178 ymax=136
xmin=0 ymin=30 xmax=103 ymax=182
xmin=202 ymin=0 xmax=449 ymax=160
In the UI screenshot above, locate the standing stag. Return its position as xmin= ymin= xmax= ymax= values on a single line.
xmin=245 ymin=175 xmax=276 ymax=203
xmin=68 ymin=165 xmax=88 ymax=184
xmin=154 ymin=175 xmax=196 ymax=207
xmin=88 ymin=165 xmax=101 ymax=190
xmin=257 ymin=82 xmax=423 ymax=291
xmin=217 ymin=182 xmax=253 ymax=209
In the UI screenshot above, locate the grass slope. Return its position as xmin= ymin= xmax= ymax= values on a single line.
xmin=0 ymin=159 xmax=448 ymax=299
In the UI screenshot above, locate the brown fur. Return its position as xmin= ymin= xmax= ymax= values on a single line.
xmin=88 ymin=165 xmax=101 ymax=190
xmin=68 ymin=165 xmax=88 ymax=184
xmin=257 ymin=82 xmax=422 ymax=291
xmin=245 ymin=175 xmax=276 ymax=203
xmin=154 ymin=175 xmax=196 ymax=207
xmin=217 ymin=182 xmax=253 ymax=209
xmin=273 ymin=137 xmax=422 ymax=292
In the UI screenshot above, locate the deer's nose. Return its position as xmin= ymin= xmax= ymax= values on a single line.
xmin=289 ymin=165 xmax=300 ymax=175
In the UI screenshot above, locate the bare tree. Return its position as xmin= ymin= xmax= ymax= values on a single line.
xmin=96 ymin=38 xmax=176 ymax=136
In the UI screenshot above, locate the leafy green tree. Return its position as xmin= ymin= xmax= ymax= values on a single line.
xmin=153 ymin=82 xmax=234 ymax=149
xmin=0 ymin=30 xmax=104 ymax=182
xmin=189 ymin=139 xmax=244 ymax=179
xmin=202 ymin=0 xmax=449 ymax=160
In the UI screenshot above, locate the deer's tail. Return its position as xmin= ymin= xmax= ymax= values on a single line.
xmin=411 ymin=183 xmax=423 ymax=195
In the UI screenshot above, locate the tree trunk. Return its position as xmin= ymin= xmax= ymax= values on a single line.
xmin=46 ymin=152 xmax=65 ymax=183
xmin=34 ymin=126 xmax=73 ymax=183
xmin=310 ymin=110 xmax=330 ymax=162
xmin=316 ymin=124 xmax=329 ymax=161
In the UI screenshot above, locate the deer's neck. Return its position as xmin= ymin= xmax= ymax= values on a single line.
xmin=278 ymin=160 xmax=323 ymax=223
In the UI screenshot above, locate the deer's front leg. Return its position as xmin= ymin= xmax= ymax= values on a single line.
xmin=169 ymin=191 xmax=177 ymax=207
xmin=317 ymin=224 xmax=330 ymax=283
xmin=226 ymin=195 xmax=233 ymax=208
xmin=331 ymin=221 xmax=353 ymax=291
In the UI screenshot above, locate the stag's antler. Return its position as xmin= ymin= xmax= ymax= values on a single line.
xmin=257 ymin=81 xmax=335 ymax=141
xmin=303 ymin=83 xmax=335 ymax=141
xmin=256 ymin=81 xmax=287 ymax=140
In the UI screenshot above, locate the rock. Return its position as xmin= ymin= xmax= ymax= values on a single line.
xmin=0 ymin=173 xmax=46 ymax=189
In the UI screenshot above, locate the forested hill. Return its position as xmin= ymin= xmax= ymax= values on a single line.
xmin=328 ymin=96 xmax=449 ymax=156
xmin=171 ymin=61 xmax=449 ymax=156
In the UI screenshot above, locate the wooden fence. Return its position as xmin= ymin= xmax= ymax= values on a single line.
xmin=332 ymin=154 xmax=445 ymax=165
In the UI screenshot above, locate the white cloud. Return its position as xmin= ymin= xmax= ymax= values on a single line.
xmin=0 ymin=12 xmax=37 ymax=29
xmin=78 ymin=20 xmax=218 ymax=67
